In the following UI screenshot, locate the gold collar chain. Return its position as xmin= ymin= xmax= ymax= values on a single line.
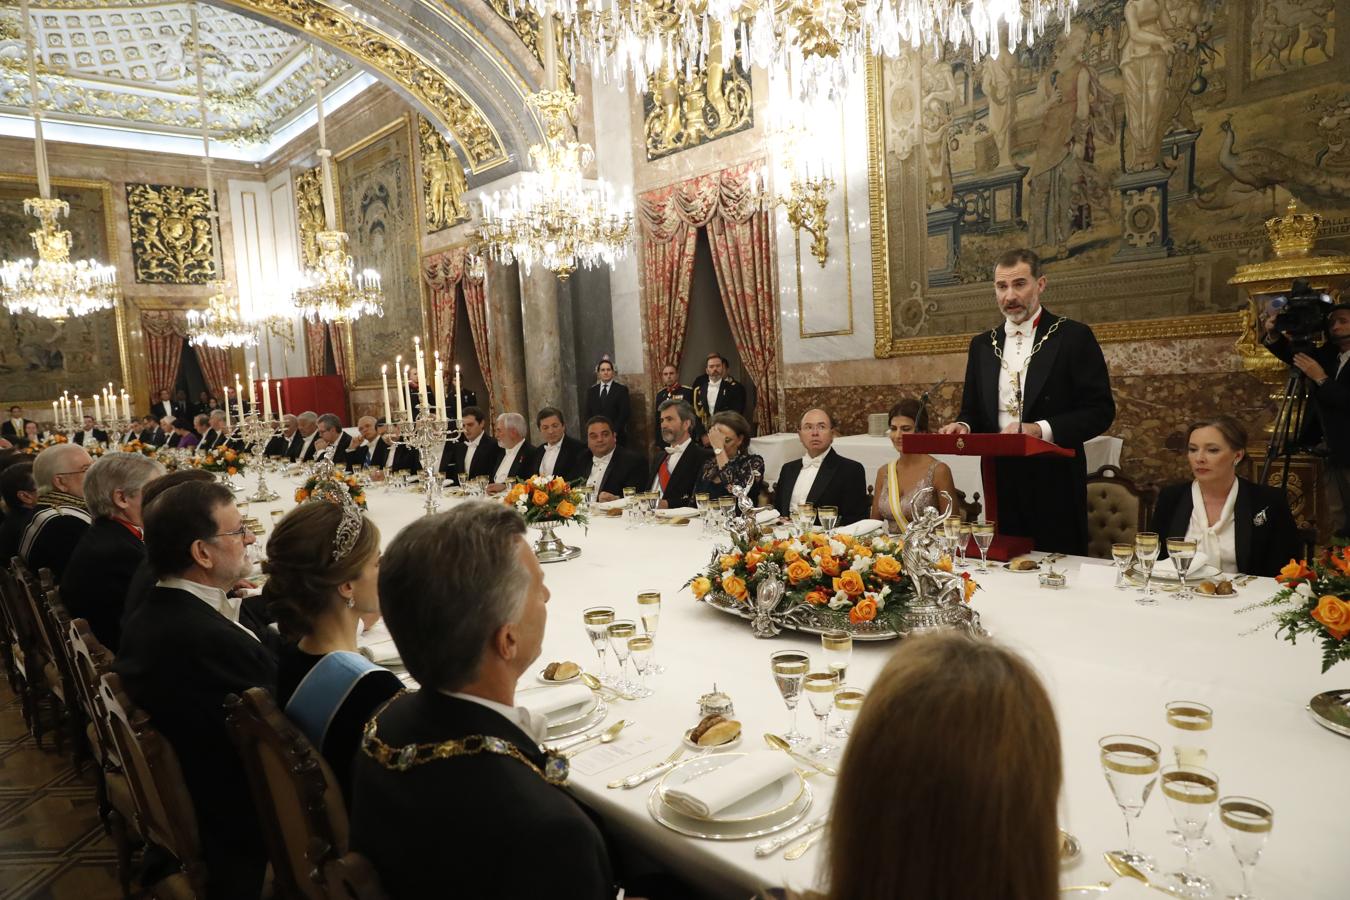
xmin=361 ymin=714 xmax=569 ymax=785
xmin=990 ymin=315 xmax=1064 ymax=374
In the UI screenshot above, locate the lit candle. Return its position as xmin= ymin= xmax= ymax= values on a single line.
xmin=393 ymin=355 xmax=405 ymax=416
xmin=94 ymin=394 xmax=102 ymax=422
xmin=381 ymin=364 xmax=392 ymax=425
xmin=248 ymin=362 xmax=256 ymax=415
xmin=121 ymin=390 xmax=130 ymax=420
xmin=262 ymin=373 xmax=272 ymax=420
xmin=234 ymin=374 xmax=244 ymax=421
xmin=223 ymin=386 xmax=232 ymax=429
xmin=454 ymin=364 xmax=463 ymax=424
xmin=75 ymin=395 xmax=83 ymax=422
xmin=434 ymin=354 xmax=446 ymax=421
xmin=415 ymin=336 xmax=429 ymax=416
xmin=276 ymin=380 xmax=285 ymax=420
xmin=51 ymin=400 xmax=57 ymax=424
xmin=403 ymin=365 xmax=412 ymax=416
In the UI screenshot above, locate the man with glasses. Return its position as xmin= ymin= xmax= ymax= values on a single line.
xmin=773 ymin=408 xmax=870 ymax=526
xmin=18 ymin=443 xmax=93 ymax=581
xmin=117 ymin=480 xmax=275 ymax=900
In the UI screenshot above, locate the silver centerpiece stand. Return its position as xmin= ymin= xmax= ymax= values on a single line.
xmin=230 ymin=412 xmax=283 ymax=502
xmin=896 ymin=488 xmax=984 ymax=637
xmin=387 ymin=408 xmax=460 ymax=515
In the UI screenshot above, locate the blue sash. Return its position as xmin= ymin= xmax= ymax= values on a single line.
xmin=286 ymin=651 xmax=382 ymax=750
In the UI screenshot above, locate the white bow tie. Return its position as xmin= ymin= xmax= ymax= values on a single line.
xmin=801 ymin=455 xmax=823 ymax=470
xmin=665 ymin=445 xmax=683 ymax=455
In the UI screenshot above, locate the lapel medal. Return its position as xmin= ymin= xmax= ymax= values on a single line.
xmin=1253 ymin=507 xmax=1268 ymax=527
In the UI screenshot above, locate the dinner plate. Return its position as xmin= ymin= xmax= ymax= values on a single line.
xmin=647 ymin=778 xmax=812 ymax=840
xmin=535 ymin=666 xmax=582 ymax=685
xmin=657 ymin=753 xmax=806 ymax=824
xmin=544 ymin=697 xmax=607 ymax=741
xmin=544 ymin=691 xmax=601 ymax=730
xmin=1127 ymin=562 xmax=1220 ymax=584
xmin=682 ymin=728 xmax=742 ymax=752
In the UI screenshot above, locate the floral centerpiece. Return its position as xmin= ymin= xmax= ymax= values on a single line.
xmin=296 ymin=470 xmax=367 ymax=509
xmin=1248 ymin=545 xmax=1350 ymax=672
xmin=193 ymin=447 xmax=250 ymax=478
xmin=119 ymin=439 xmax=160 ymax=457
xmin=21 ymin=433 xmax=68 ymax=455
xmin=504 ymin=475 xmax=587 ymax=562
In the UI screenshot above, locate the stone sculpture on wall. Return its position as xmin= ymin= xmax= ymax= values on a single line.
xmin=418 ymin=115 xmax=469 ymax=233
xmin=126 ymin=182 xmax=215 ymax=284
xmin=294 ymin=165 xmax=323 ymax=269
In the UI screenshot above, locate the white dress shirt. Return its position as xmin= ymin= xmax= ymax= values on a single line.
xmin=156 ymin=576 xmax=259 ymax=641
xmin=995 ymin=312 xmax=1054 ymax=443
xmin=444 ymin=690 xmax=547 ymax=743
xmin=587 ymin=449 xmax=614 ymax=490
xmin=790 ymin=450 xmax=828 ymax=509
xmin=705 ymin=378 xmax=722 ymax=412
xmin=653 ymin=438 xmax=691 ymax=494
xmin=463 ymin=435 xmax=483 ymax=474
xmin=298 ymin=431 xmax=318 ymax=460
xmin=539 ymin=440 xmax=563 ymax=478
xmin=495 ymin=440 xmax=525 ymax=482
xmin=1185 ymin=479 xmax=1239 ymax=575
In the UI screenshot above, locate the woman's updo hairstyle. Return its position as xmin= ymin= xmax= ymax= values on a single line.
xmin=262 ymin=501 xmax=380 ymax=640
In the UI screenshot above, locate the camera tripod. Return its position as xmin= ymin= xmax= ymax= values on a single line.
xmin=1260 ymin=366 xmax=1315 ymax=494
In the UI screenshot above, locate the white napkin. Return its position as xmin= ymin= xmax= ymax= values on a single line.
xmin=754 ymin=508 xmax=780 ymax=526
xmin=518 ymin=683 xmax=594 ymax=722
xmin=1155 ymin=551 xmax=1210 ymax=578
xmin=356 ymin=618 xmax=401 ymax=664
xmin=594 ymin=498 xmax=629 ymax=510
xmin=661 ymin=751 xmax=797 ymax=818
xmin=836 ymin=518 xmax=884 ymax=538
xmin=656 ymin=506 xmax=699 ymax=518
xmin=1102 ymin=878 xmax=1164 ymax=898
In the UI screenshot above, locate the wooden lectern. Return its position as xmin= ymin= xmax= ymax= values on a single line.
xmin=903 ymin=433 xmax=1076 ymax=559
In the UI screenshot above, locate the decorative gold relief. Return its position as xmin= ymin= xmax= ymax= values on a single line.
xmin=642 ymin=23 xmax=751 ymax=160
xmin=213 ymin=0 xmax=508 ymax=171
xmin=126 ymin=182 xmax=215 ymax=284
xmin=294 ymin=165 xmax=324 ymax=270
xmin=483 ymin=0 xmax=570 ymax=89
xmin=418 ymin=115 xmax=468 ymax=233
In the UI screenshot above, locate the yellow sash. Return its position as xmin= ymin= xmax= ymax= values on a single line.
xmin=886 ymin=460 xmax=907 ymax=534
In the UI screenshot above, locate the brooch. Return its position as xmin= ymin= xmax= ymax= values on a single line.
xmin=1253 ymin=508 xmax=1268 ymax=527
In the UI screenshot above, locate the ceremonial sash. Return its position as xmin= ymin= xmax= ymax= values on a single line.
xmin=286 ymin=650 xmax=382 ymax=750
xmin=886 ymin=460 xmax=908 ymax=534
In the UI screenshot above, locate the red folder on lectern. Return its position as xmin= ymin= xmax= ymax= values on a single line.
xmin=902 ymin=434 xmax=1075 ymax=559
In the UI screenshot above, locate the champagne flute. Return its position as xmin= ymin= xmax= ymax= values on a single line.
xmin=582 ymin=606 xmax=615 ymax=683
xmin=1165 ymin=700 xmax=1215 ymax=846
xmin=1167 ymin=537 xmax=1198 ymax=600
xmin=1135 ymin=532 xmax=1161 ymax=605
xmin=957 ymin=522 xmax=973 ymax=568
xmin=1099 ymin=734 xmax=1161 ymax=871
xmin=803 ymin=670 xmax=841 ymax=757
xmin=637 ymin=591 xmax=663 ymax=674
xmin=626 ymin=636 xmax=654 ymax=698
xmin=821 ymin=629 xmax=853 ymax=739
xmin=1111 ymin=542 xmax=1135 ymax=590
xmin=833 ymin=687 xmax=865 ymax=738
xmin=795 ymin=502 xmax=816 ymax=536
xmin=770 ymin=650 xmax=811 ymax=747
xmin=972 ymin=522 xmax=995 ymax=573
xmin=695 ymin=492 xmax=711 ymax=534
xmin=1161 ymin=763 xmax=1219 ymax=896
xmin=607 ymin=620 xmax=638 ymax=692
xmin=818 ymin=505 xmax=839 ymax=534
xmin=943 ymin=516 xmax=962 ymax=560
xmin=1219 ymin=796 xmax=1273 ymax=900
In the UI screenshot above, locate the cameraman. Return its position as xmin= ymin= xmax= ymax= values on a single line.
xmin=1262 ymin=300 xmax=1350 ymax=537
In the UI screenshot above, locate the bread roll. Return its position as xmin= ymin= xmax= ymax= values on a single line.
xmin=543 ymin=661 xmax=580 ymax=680
xmin=696 ymin=718 xmax=741 ymax=747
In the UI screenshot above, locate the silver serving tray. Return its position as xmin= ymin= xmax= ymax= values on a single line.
xmin=701 ymin=592 xmax=899 ymax=641
xmin=1308 ymin=689 xmax=1350 ymax=738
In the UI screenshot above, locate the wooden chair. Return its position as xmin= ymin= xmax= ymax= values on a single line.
xmin=320 ymin=853 xmax=388 ymax=900
xmin=100 ymin=671 xmax=208 ymax=898
xmin=1085 ymin=465 xmax=1157 ymax=560
xmin=0 ymin=563 xmax=36 ymax=734
xmin=69 ymin=618 xmax=140 ymax=896
xmin=10 ymin=558 xmax=68 ymax=750
xmin=224 ymin=687 xmax=353 ymax=900
xmin=39 ymin=582 xmax=93 ymax=771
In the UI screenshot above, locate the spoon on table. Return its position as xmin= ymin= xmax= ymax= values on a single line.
xmin=562 ymin=720 xmax=631 ymax=758
xmin=581 ymin=672 xmax=636 ymax=701
xmin=764 ymin=733 xmax=837 ymax=777
xmin=1103 ymin=851 xmax=1149 ymax=883
xmin=784 ymin=830 xmax=825 ymax=860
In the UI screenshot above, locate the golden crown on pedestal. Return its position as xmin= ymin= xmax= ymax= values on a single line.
xmin=1265 ymin=199 xmax=1322 ymax=259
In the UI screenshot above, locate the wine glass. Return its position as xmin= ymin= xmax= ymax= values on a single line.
xmin=1219 ymin=796 xmax=1273 ymax=900
xmin=1161 ymin=763 xmax=1219 ymax=896
xmin=626 ymin=636 xmax=654 ymax=698
xmin=637 ymin=591 xmax=663 ymax=673
xmin=795 ymin=503 xmax=816 ymax=536
xmin=957 ymin=522 xmax=973 ymax=568
xmin=1135 ymin=532 xmax=1161 ymax=605
xmin=607 ymin=620 xmax=638 ymax=692
xmin=972 ymin=522 xmax=995 ymax=573
xmin=833 ymin=687 xmax=865 ymax=738
xmin=582 ymin=606 xmax=615 ymax=683
xmin=818 ymin=505 xmax=839 ymax=534
xmin=1099 ymin=734 xmax=1161 ymax=871
xmin=821 ymin=629 xmax=853 ymax=738
xmin=1111 ymin=542 xmax=1135 ymax=590
xmin=803 ymin=670 xmax=841 ymax=757
xmin=770 ymin=650 xmax=811 ymax=747
xmin=695 ymin=492 xmax=711 ymax=533
xmin=1167 ymin=537 xmax=1199 ymax=600
xmin=1165 ymin=700 xmax=1215 ymax=847
xmin=943 ymin=516 xmax=962 ymax=560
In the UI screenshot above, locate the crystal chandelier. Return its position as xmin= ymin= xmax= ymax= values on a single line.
xmin=184 ymin=5 xmax=255 ymax=350
xmin=0 ymin=0 xmax=119 ymax=321
xmin=535 ymin=0 xmax=1078 ymax=101
xmin=292 ymin=48 xmax=383 ymax=323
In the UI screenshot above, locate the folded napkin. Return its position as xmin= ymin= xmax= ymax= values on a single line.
xmin=656 ymin=506 xmax=699 ymax=518
xmin=1102 ymin=878 xmax=1164 ymax=898
xmin=518 ymin=683 xmax=594 ymax=722
xmin=1154 ymin=551 xmax=1210 ymax=579
xmin=754 ymin=508 xmax=781 ymax=526
xmin=661 ymin=751 xmax=797 ymax=818
xmin=594 ymin=498 xmax=629 ymax=510
xmin=836 ymin=518 xmax=884 ymax=538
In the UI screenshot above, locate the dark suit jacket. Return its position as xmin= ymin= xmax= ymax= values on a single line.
xmin=326 ymin=431 xmax=353 ymax=463
xmin=585 ymin=446 xmax=649 ymax=497
xmin=691 ymin=375 xmax=748 ymax=427
xmin=529 ymin=436 xmax=588 ymax=481
xmin=491 ymin=441 xmax=535 ymax=482
xmin=263 ymin=433 xmax=291 ymax=457
xmin=73 ymin=429 xmax=110 ymax=447
xmin=148 ymin=400 xmax=176 ymax=422
xmin=201 ymin=429 xmax=221 ymax=451
xmin=385 ymin=441 xmax=421 ymax=474
xmin=116 ymin=584 xmax=278 ymax=899
xmin=773 ymin=448 xmax=870 ymax=526
xmin=0 ymin=506 xmax=33 ymax=563
xmin=1 ymin=419 xmax=31 ymax=441
xmin=1264 ymin=337 xmax=1350 ymax=464
xmin=61 ymin=518 xmax=143 ymax=653
xmin=285 ymin=432 xmax=305 ymax=461
xmin=955 ymin=309 xmax=1115 ymax=555
xmin=350 ymin=691 xmax=616 ymax=900
xmin=20 ymin=505 xmax=92 ymax=583
xmin=1151 ymin=478 xmax=1302 ymax=578
xmin=444 ymin=434 xmax=500 ymax=484
xmin=297 ymin=433 xmax=322 ymax=462
xmin=585 ymin=381 xmax=632 ymax=442
xmin=345 ymin=438 xmax=388 ymax=470
xmin=651 ymin=441 xmax=712 ymax=509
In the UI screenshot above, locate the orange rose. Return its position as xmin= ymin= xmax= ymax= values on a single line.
xmin=691 ymin=576 xmax=713 ymax=599
xmin=1312 ymin=595 xmax=1350 ymax=640
xmin=226 ymin=466 xmax=237 ymax=476
xmin=721 ymin=574 xmax=749 ymax=602
xmin=532 ymin=490 xmax=549 ymax=506
xmin=834 ymin=533 xmax=854 ymax=547
xmin=224 ymin=449 xmax=237 ymax=461
xmin=819 ymin=555 xmax=842 ymax=577
xmin=962 ymin=573 xmax=978 ymax=603
xmin=936 ymin=554 xmax=953 ymax=573
xmin=745 ymin=549 xmax=765 ymax=572
xmin=558 ymin=500 xmax=576 ymax=518
xmin=873 ymin=554 xmax=901 ymax=580
xmin=550 ymin=476 xmax=568 ymax=492
xmin=720 ymin=554 xmax=742 ymax=571
xmin=354 ymin=494 xmax=366 ymax=506
xmin=853 ymin=545 xmax=873 ymax=558
xmin=849 ymin=597 xmax=878 ymax=624
xmin=810 ymin=533 xmax=830 ymax=548
xmin=1277 ymin=559 xmax=1315 ymax=585
xmin=786 ymin=559 xmax=815 ymax=585
xmin=833 ymin=570 xmax=866 ymax=597
xmin=1330 ymin=548 xmax=1350 ymax=577
xmin=783 ymin=548 xmax=802 ymax=564
xmin=294 ymin=489 xmax=309 ymax=501
xmin=804 ymin=589 xmax=829 ymax=606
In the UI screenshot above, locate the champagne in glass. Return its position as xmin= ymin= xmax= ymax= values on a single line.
xmin=626 ymin=636 xmax=654 ymax=698
xmin=695 ymin=492 xmax=711 ymax=534
xmin=818 ymin=505 xmax=839 ymax=534
xmin=1220 ymin=796 xmax=1273 ymax=900
xmin=607 ymin=620 xmax=638 ymax=692
xmin=833 ymin=687 xmax=865 ymax=737
xmin=958 ymin=523 xmax=973 ymax=568
xmin=943 ymin=516 xmax=962 ymax=561
xmin=821 ymin=629 xmax=853 ymax=739
xmin=795 ymin=503 xmax=816 ymax=536
xmin=1161 ymin=764 xmax=1219 ymax=896
xmin=1134 ymin=532 xmax=1161 ymax=605
xmin=803 ymin=670 xmax=841 ymax=758
xmin=637 ymin=591 xmax=664 ymax=673
xmin=1111 ymin=542 xmax=1135 ymax=590
xmin=582 ymin=606 xmax=615 ymax=683
xmin=1167 ymin=537 xmax=1198 ymax=600
xmin=1165 ymin=700 xmax=1215 ymax=847
xmin=973 ymin=522 xmax=995 ymax=573
xmin=1099 ymin=734 xmax=1161 ymax=871
xmin=770 ymin=650 xmax=811 ymax=747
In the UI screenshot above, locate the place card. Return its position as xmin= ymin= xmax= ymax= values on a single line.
xmin=1076 ymin=562 xmax=1119 ymax=588
xmin=568 ymin=732 xmax=662 ymax=777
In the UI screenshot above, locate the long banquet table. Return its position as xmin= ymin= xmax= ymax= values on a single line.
xmin=247 ymin=472 xmax=1347 ymax=899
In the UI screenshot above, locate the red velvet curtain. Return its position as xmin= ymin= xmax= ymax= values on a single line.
xmin=303 ymin=319 xmax=327 ymax=376
xmin=140 ymin=310 xmax=187 ymax=397
xmin=462 ymin=274 xmax=494 ymax=414
xmin=423 ymin=248 xmax=496 ymax=414
xmin=638 ymin=183 xmax=707 ymax=383
xmin=193 ymin=345 xmax=232 ymax=403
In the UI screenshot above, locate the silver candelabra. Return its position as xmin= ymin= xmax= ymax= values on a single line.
xmin=228 ymin=412 xmax=282 ymax=502
xmin=387 ymin=407 xmax=461 ymax=515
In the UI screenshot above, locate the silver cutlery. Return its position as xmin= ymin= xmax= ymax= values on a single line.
xmin=784 ymin=830 xmax=827 ymax=860
xmin=608 ymin=745 xmax=685 ymax=789
xmin=560 ymin=720 xmax=632 ymax=758
xmin=549 ymin=719 xmax=627 ymax=752
xmin=755 ymin=816 xmax=827 ymax=857
xmin=763 ymin=733 xmax=837 ymax=777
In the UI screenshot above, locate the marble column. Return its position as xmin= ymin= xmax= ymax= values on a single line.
xmin=486 ymin=260 xmax=528 ymax=420
xmin=518 ymin=265 xmax=579 ymax=439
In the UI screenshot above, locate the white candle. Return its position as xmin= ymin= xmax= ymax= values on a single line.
xmin=223 ymin=387 xmax=232 ymax=429
xmin=381 ymin=364 xmax=392 ymax=425
xmin=75 ymin=396 xmax=83 ymax=422
xmin=262 ymin=374 xmax=272 ymax=420
xmin=122 ymin=390 xmax=130 ymax=420
xmin=454 ymin=364 xmax=463 ymax=424
xmin=94 ymin=395 xmax=101 ymax=422
xmin=394 ymin=355 xmax=405 ymax=415
xmin=248 ymin=362 xmax=256 ymax=415
xmin=276 ymin=380 xmax=285 ymax=419
xmin=415 ymin=336 xmax=429 ymax=416
xmin=51 ymin=400 xmax=57 ymax=424
xmin=404 ymin=365 xmax=412 ymax=416
xmin=434 ymin=355 xmax=446 ymax=421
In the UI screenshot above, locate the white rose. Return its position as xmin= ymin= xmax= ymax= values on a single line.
xmin=829 ymin=539 xmax=846 ymax=556
xmin=1295 ymin=582 xmax=1315 ymax=599
xmin=850 ymin=556 xmax=873 ymax=574
xmin=828 ymin=591 xmax=851 ymax=610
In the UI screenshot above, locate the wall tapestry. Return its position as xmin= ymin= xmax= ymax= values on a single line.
xmin=126 ymin=182 xmax=215 ymax=284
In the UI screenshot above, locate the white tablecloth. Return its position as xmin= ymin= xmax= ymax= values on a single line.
xmin=752 ymin=433 xmax=1124 ymax=507
xmin=245 ymin=471 xmax=1346 ymax=900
